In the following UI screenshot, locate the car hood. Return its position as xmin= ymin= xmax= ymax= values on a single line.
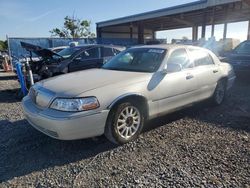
xmin=39 ymin=69 xmax=151 ymax=96
xmin=227 ymin=53 xmax=250 ymax=61
xmin=20 ymin=42 xmax=62 ymax=59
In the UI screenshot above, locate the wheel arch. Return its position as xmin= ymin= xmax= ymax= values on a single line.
xmin=107 ymin=93 xmax=149 ymax=119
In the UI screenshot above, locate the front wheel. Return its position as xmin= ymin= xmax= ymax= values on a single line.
xmin=211 ymin=80 xmax=226 ymax=105
xmin=105 ymin=102 xmax=145 ymax=145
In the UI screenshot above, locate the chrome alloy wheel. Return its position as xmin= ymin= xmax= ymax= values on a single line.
xmin=116 ymin=106 xmax=141 ymax=139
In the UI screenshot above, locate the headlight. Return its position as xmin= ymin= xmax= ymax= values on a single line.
xmin=50 ymin=97 xmax=99 ymax=112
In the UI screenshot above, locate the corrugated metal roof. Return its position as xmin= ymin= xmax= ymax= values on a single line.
xmin=97 ymin=0 xmax=241 ymax=28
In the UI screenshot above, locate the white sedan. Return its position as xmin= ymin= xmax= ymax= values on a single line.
xmin=22 ymin=45 xmax=236 ymax=144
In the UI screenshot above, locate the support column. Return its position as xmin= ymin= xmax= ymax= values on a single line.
xmin=248 ymin=20 xmax=250 ymax=40
xmin=192 ymin=25 xmax=198 ymax=41
xmin=138 ymin=23 xmax=144 ymax=44
xmin=223 ymin=5 xmax=228 ymax=40
xmin=211 ymin=24 xmax=215 ymax=37
xmin=223 ymin=22 xmax=228 ymax=40
xmin=201 ymin=13 xmax=206 ymax=38
xmin=96 ymin=27 xmax=102 ymax=38
xmin=211 ymin=7 xmax=215 ymax=37
xmin=130 ymin=24 xmax=133 ymax=39
xmin=152 ymin=30 xmax=156 ymax=40
xmin=201 ymin=24 xmax=206 ymax=38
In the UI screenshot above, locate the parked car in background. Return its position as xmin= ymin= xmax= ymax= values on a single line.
xmin=21 ymin=42 xmax=125 ymax=82
xmin=222 ymin=40 xmax=250 ymax=78
xmin=22 ymin=45 xmax=235 ymax=144
xmin=55 ymin=44 xmax=125 ymax=74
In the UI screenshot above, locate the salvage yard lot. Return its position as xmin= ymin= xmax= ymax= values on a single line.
xmin=0 ymin=70 xmax=249 ymax=187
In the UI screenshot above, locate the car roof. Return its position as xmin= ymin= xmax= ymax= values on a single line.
xmin=131 ymin=44 xmax=206 ymax=51
xmin=72 ymin=44 xmax=125 ymax=49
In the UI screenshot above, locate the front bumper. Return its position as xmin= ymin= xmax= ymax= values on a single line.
xmin=22 ymin=96 xmax=109 ymax=140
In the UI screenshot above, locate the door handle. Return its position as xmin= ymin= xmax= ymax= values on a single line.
xmin=213 ymin=70 xmax=219 ymax=73
xmin=186 ymin=74 xmax=194 ymax=80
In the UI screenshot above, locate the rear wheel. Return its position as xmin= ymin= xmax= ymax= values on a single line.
xmin=105 ymin=102 xmax=145 ymax=145
xmin=211 ymin=80 xmax=226 ymax=105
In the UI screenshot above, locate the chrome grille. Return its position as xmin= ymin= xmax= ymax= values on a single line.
xmin=29 ymin=86 xmax=55 ymax=108
xmin=36 ymin=90 xmax=54 ymax=108
xmin=29 ymin=87 xmax=37 ymax=104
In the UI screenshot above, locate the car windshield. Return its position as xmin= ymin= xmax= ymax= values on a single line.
xmin=234 ymin=41 xmax=250 ymax=54
xmin=102 ymin=48 xmax=166 ymax=73
xmin=55 ymin=47 xmax=82 ymax=59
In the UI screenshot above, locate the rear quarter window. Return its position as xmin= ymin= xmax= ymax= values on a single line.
xmin=113 ymin=48 xmax=121 ymax=55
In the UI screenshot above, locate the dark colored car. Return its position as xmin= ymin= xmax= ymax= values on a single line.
xmin=56 ymin=44 xmax=125 ymax=74
xmin=223 ymin=40 xmax=250 ymax=78
xmin=20 ymin=42 xmax=125 ymax=82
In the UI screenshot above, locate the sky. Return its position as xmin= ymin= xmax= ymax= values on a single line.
xmin=0 ymin=0 xmax=248 ymax=42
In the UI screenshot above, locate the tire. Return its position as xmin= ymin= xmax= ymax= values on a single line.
xmin=104 ymin=102 xmax=145 ymax=145
xmin=211 ymin=80 xmax=227 ymax=105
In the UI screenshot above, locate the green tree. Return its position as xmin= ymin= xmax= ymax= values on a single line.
xmin=50 ymin=16 xmax=95 ymax=38
xmin=0 ymin=40 xmax=8 ymax=50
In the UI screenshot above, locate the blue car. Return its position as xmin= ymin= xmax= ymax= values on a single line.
xmin=223 ymin=40 xmax=250 ymax=79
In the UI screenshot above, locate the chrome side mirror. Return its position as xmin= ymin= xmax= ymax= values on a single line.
xmin=162 ymin=63 xmax=182 ymax=74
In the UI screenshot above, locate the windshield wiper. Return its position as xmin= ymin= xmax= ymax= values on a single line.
xmin=102 ymin=67 xmax=124 ymax=71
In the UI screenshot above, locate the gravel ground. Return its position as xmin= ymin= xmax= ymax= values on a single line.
xmin=0 ymin=70 xmax=249 ymax=187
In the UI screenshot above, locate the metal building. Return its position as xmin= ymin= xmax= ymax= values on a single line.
xmin=96 ymin=0 xmax=250 ymax=44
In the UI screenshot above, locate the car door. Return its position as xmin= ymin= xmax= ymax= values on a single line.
xmin=188 ymin=48 xmax=221 ymax=100
xmin=156 ymin=48 xmax=199 ymax=114
xmin=68 ymin=47 xmax=103 ymax=72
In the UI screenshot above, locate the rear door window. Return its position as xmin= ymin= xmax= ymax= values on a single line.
xmin=80 ymin=47 xmax=100 ymax=60
xmin=189 ymin=49 xmax=214 ymax=67
xmin=113 ymin=48 xmax=121 ymax=55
